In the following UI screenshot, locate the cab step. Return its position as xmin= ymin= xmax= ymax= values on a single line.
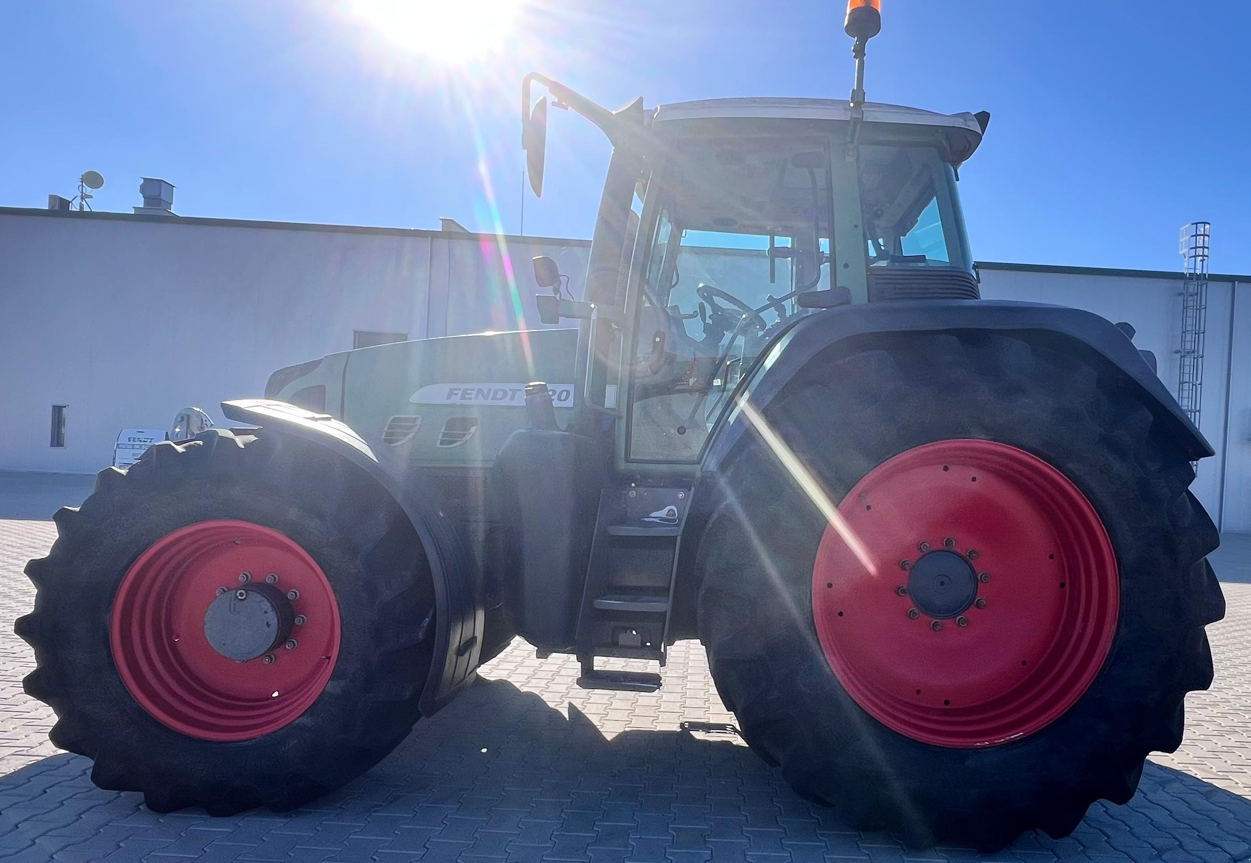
xmin=593 ymin=593 xmax=670 ymax=613
xmin=577 ymin=666 xmax=663 ymax=692
xmin=573 ymin=485 xmax=693 ymax=683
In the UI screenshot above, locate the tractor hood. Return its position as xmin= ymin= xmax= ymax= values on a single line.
xmin=267 ymin=328 xmax=582 ymax=470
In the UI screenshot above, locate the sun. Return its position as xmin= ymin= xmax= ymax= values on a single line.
xmin=350 ymin=0 xmax=522 ymax=63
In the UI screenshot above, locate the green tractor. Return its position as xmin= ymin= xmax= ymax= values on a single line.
xmin=18 ymin=3 xmax=1224 ymax=849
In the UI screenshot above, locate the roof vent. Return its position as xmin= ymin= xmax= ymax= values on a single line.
xmin=134 ymin=177 xmax=177 ymax=216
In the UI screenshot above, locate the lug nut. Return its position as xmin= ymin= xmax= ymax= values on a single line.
xmin=943 ymin=537 xmax=956 ymax=549
xmin=286 ymin=589 xmax=300 ymax=600
xmin=975 ymin=597 xmax=987 ymax=609
xmin=285 ymin=639 xmax=298 ymax=650
xmin=235 ymin=589 xmax=248 ymax=601
xmin=895 ymin=585 xmax=908 ymax=596
xmin=967 ymin=549 xmax=979 ymax=560
xmin=216 ymin=587 xmax=227 ymax=596
xmin=294 ymin=615 xmax=307 ymax=626
xmin=907 ymin=608 xmax=920 ymax=620
xmin=262 ymin=654 xmax=275 ymax=665
xmin=918 ymin=541 xmax=931 ymax=553
xmin=957 ymin=616 xmax=969 ymax=627
xmin=931 ymin=620 xmax=943 ymax=632
xmin=265 ymin=572 xmax=279 ymax=584
xmin=238 ymin=572 xmax=251 ymax=583
xmin=899 ymin=559 xmax=912 ymax=571
xmin=978 ymin=572 xmax=991 ymax=584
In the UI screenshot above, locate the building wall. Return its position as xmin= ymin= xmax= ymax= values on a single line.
xmin=1 ymin=208 xmax=1247 ymax=531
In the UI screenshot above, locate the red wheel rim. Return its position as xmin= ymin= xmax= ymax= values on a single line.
xmin=111 ymin=520 xmax=341 ymax=741
xmin=811 ymin=440 xmax=1118 ymax=748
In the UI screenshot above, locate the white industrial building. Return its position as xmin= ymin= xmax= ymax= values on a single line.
xmin=2 ymin=203 xmax=1248 ymax=531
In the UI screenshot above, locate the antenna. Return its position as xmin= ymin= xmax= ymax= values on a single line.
xmin=75 ymin=171 xmax=105 ymax=211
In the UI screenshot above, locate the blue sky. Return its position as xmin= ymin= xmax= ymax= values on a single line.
xmin=3 ymin=1 xmax=1249 ymax=273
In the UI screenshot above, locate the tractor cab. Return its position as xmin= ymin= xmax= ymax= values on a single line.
xmin=522 ymin=81 xmax=987 ymax=473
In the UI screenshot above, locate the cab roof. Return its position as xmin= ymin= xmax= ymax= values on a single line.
xmin=652 ymin=97 xmax=986 ymax=164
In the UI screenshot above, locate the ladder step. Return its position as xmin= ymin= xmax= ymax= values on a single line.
xmin=606 ymin=523 xmax=681 ymax=537
xmin=593 ymin=645 xmax=664 ymax=660
xmin=577 ymin=669 xmax=662 ymax=692
xmin=593 ymin=594 xmax=670 ymax=613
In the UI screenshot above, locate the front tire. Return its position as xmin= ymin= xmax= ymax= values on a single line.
xmin=697 ymin=331 xmax=1224 ymax=849
xmin=16 ymin=429 xmax=436 ymax=814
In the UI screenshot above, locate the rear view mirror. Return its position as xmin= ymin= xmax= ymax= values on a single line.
xmin=524 ymin=96 xmax=548 ymax=197
xmin=535 ymin=295 xmax=560 ymax=325
xmin=532 ymin=255 xmax=561 ymax=289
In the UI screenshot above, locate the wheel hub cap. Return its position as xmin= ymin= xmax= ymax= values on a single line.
xmin=203 ymin=584 xmax=294 ymax=662
xmin=907 ymin=550 xmax=977 ymax=619
xmin=811 ymin=440 xmax=1119 ymax=748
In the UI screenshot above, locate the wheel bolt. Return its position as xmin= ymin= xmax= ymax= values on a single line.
xmin=235 ymin=589 xmax=248 ymax=601
xmin=957 ymin=616 xmax=969 ymax=627
xmin=918 ymin=541 xmax=931 ymax=553
xmin=216 ymin=587 xmax=227 ymax=596
xmin=238 ymin=572 xmax=251 ymax=583
xmin=975 ymin=597 xmax=987 ymax=609
xmin=895 ymin=585 xmax=908 ymax=596
xmin=978 ymin=572 xmax=991 ymax=584
xmin=943 ymin=537 xmax=956 ymax=548
xmin=262 ymin=653 xmax=275 ymax=664
xmin=286 ymin=589 xmax=300 ymax=600
xmin=265 ymin=572 xmax=279 ymax=584
xmin=294 ymin=615 xmax=307 ymax=626
xmin=931 ymin=620 xmax=943 ymax=632
xmin=967 ymin=549 xmax=979 ymax=560
xmin=899 ymin=559 xmax=912 ymax=571
xmin=285 ymin=639 xmax=298 ymax=650
xmin=907 ymin=608 xmax=920 ymax=620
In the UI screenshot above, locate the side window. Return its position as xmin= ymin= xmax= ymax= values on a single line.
xmin=898 ymin=195 xmax=949 ymax=262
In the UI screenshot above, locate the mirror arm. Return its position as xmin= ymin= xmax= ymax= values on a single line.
xmin=523 ymin=72 xmax=617 ymax=140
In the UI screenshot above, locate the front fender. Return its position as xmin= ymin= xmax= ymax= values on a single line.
xmin=702 ymin=300 xmax=1213 ymax=473
xmin=221 ymin=399 xmax=482 ymax=714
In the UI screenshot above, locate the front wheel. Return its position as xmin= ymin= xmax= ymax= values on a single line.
xmin=697 ymin=332 xmax=1224 ymax=849
xmin=16 ymin=429 xmax=436 ymax=814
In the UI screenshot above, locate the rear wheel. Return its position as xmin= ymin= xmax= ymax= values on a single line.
xmin=16 ymin=429 xmax=436 ymax=814
xmin=697 ymin=332 xmax=1224 ymax=849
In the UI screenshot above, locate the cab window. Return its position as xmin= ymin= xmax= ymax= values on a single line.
xmin=626 ymin=137 xmax=834 ymax=463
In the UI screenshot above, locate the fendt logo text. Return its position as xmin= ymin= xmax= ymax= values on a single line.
xmin=409 ymin=383 xmax=574 ymax=406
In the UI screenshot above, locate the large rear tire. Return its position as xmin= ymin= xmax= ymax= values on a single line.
xmin=16 ymin=429 xmax=436 ymax=814
xmin=697 ymin=331 xmax=1224 ymax=849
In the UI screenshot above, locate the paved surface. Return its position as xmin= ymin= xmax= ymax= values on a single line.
xmin=2 ymin=491 xmax=1250 ymax=862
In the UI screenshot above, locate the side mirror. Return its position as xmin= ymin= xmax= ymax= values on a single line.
xmin=535 ymin=295 xmax=560 ymax=325
xmin=523 ymin=96 xmax=548 ymax=197
xmin=532 ymin=255 xmax=561 ymax=289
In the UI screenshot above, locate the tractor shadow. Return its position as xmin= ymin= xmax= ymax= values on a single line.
xmin=2 ymin=677 xmax=1250 ymax=861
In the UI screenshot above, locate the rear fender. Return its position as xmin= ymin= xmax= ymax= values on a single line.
xmin=221 ymin=399 xmax=482 ymax=714
xmin=701 ymin=300 xmax=1213 ymax=473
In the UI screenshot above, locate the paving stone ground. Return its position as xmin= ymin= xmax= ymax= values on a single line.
xmin=2 ymin=510 xmax=1250 ymax=863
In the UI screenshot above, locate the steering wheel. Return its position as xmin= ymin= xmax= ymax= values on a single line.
xmin=696 ymin=284 xmax=768 ymax=332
